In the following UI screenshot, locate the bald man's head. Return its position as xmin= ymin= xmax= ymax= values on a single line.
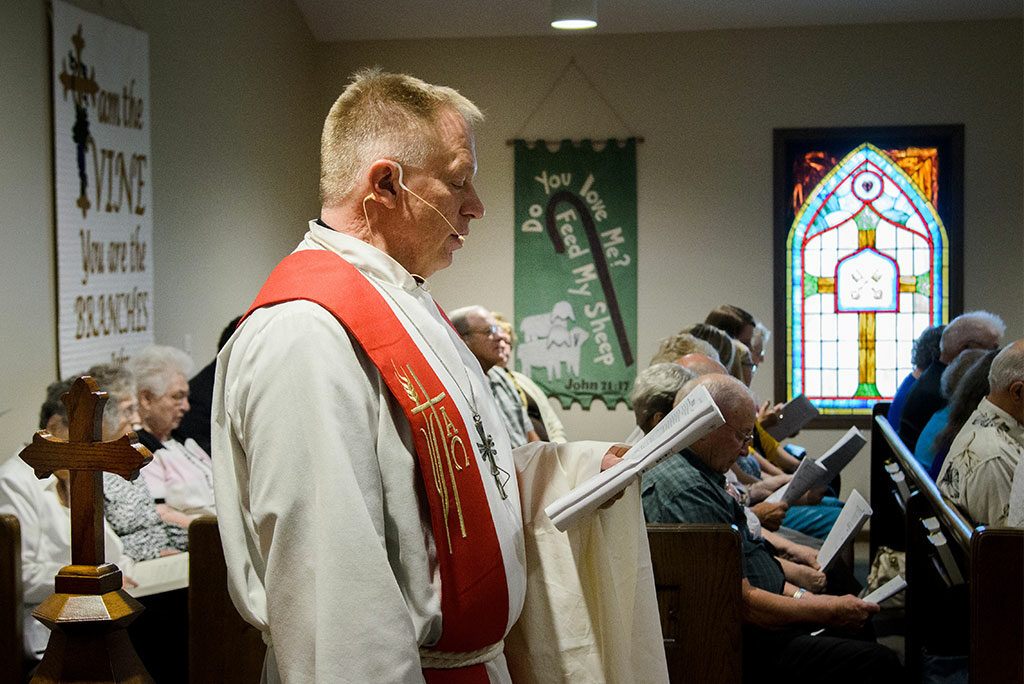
xmin=677 ymin=353 xmax=728 ymax=377
xmin=676 ymin=374 xmax=756 ymax=474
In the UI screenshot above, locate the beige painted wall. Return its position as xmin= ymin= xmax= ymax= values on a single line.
xmin=315 ymin=20 xmax=1023 ymax=498
xmin=2 ymin=6 xmax=1021 ymax=502
xmin=1 ymin=0 xmax=319 ymax=452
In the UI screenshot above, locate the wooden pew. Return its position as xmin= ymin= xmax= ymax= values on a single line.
xmin=872 ymin=412 xmax=1024 ymax=684
xmin=1 ymin=513 xmax=25 ymax=682
xmin=189 ymin=516 xmax=266 ymax=683
xmin=647 ymin=523 xmax=743 ymax=684
xmin=869 ymin=402 xmax=907 ymax=560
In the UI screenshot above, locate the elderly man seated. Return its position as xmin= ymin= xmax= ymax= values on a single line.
xmin=900 ymin=311 xmax=1005 ymax=450
xmin=451 ymin=305 xmax=540 ymax=448
xmin=938 ymin=339 xmax=1024 ymax=526
xmin=642 ymin=374 xmax=902 ymax=683
xmin=634 ymin=364 xmax=826 ymax=583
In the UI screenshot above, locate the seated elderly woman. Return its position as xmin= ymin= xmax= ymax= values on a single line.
xmin=912 ymin=348 xmax=988 ymax=471
xmin=130 ymin=345 xmax=215 ymax=524
xmin=0 ymin=376 xmax=134 ymax=661
xmin=86 ymin=363 xmax=190 ymax=562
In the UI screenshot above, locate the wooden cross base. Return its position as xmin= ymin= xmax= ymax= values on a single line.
xmin=31 ymin=564 xmax=151 ymax=683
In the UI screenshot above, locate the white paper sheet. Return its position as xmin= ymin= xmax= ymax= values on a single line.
xmin=123 ymin=551 xmax=189 ymax=597
xmin=863 ymin=575 xmax=907 ymax=604
xmin=817 ymin=427 xmax=866 ymax=480
xmin=765 ymin=457 xmax=828 ymax=505
xmin=545 ymin=385 xmax=724 ymax=531
xmin=816 ymin=490 xmax=871 ymax=570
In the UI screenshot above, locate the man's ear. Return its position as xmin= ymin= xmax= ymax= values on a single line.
xmin=366 ymin=160 xmax=399 ymax=209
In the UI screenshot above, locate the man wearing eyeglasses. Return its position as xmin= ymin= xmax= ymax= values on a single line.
xmin=642 ymin=373 xmax=902 ymax=683
xmin=451 ymin=305 xmax=541 ymax=448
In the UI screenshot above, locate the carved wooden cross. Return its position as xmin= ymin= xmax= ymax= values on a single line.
xmin=19 ymin=376 xmax=151 ymax=567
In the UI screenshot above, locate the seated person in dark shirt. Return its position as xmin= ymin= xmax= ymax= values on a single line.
xmin=888 ymin=324 xmax=944 ymax=429
xmin=900 ymin=311 xmax=1004 ymax=450
xmin=642 ymin=374 xmax=901 ymax=684
xmin=174 ymin=315 xmax=241 ymax=455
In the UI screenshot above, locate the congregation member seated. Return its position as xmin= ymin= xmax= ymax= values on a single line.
xmin=705 ymin=304 xmax=757 ymax=349
xmin=900 ymin=311 xmax=1005 ymax=450
xmin=174 ymin=315 xmax=241 ymax=455
xmin=87 ymin=364 xmax=189 ymax=561
xmin=888 ymin=325 xmax=944 ymax=429
xmin=912 ymin=348 xmax=986 ymax=471
xmin=683 ymin=323 xmax=735 ymax=369
xmin=642 ymin=374 xmax=902 ymax=683
xmin=692 ymin=332 xmax=840 ymax=539
xmin=131 ymin=345 xmax=215 ymax=523
xmin=937 ymin=340 xmax=1024 ymax=526
xmin=927 ymin=349 xmax=999 ymax=480
xmin=0 ymin=378 xmax=132 ymax=662
xmin=633 ymin=363 xmax=821 ymax=567
xmin=451 ymin=305 xmax=540 ymax=447
xmin=492 ymin=311 xmax=567 ymax=442
xmin=649 ymin=331 xmax=721 ymax=366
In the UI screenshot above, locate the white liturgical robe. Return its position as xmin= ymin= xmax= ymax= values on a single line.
xmin=212 ymin=222 xmax=666 ymax=683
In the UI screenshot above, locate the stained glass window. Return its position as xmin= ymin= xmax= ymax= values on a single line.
xmin=774 ymin=127 xmax=963 ymax=422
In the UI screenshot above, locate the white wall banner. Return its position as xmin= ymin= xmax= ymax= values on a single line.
xmin=52 ymin=0 xmax=152 ymax=376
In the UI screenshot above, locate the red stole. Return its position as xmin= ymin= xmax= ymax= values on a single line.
xmin=241 ymin=249 xmax=508 ymax=681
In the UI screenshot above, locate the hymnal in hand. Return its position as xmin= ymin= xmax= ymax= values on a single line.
xmin=765 ymin=395 xmax=819 ymax=441
xmin=765 ymin=427 xmax=865 ymax=505
xmin=545 ymin=385 xmax=724 ymax=532
xmin=817 ymin=490 xmax=871 ymax=570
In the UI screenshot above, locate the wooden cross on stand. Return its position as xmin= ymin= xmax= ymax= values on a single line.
xmin=18 ymin=376 xmax=154 ymax=683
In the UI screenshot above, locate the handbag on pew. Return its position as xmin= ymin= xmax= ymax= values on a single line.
xmin=864 ymin=546 xmax=906 ymax=608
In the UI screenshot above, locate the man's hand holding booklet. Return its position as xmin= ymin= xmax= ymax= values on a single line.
xmin=545 ymin=385 xmax=725 ymax=532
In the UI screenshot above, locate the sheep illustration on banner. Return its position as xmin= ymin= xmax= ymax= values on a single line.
xmin=513 ymin=139 xmax=638 ymax=410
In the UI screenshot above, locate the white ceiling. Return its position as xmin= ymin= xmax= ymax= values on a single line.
xmin=293 ymin=0 xmax=1022 ymax=42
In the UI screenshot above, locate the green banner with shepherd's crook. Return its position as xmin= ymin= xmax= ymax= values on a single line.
xmin=513 ymin=139 xmax=638 ymax=410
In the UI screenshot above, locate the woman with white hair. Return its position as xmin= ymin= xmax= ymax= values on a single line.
xmin=131 ymin=345 xmax=215 ymax=524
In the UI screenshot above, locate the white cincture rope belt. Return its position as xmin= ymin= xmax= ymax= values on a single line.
xmin=419 ymin=640 xmax=504 ymax=669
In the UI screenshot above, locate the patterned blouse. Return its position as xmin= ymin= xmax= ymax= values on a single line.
xmin=937 ymin=397 xmax=1024 ymax=526
xmin=102 ymin=472 xmax=189 ymax=561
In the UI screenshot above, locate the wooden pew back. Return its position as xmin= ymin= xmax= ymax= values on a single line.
xmin=1 ymin=513 xmax=24 ymax=681
xmin=188 ymin=516 xmax=266 ymax=683
xmin=872 ymin=412 xmax=1024 ymax=684
xmin=647 ymin=523 xmax=742 ymax=684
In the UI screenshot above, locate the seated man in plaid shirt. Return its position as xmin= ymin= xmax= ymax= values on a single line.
xmin=641 ymin=373 xmax=902 ymax=684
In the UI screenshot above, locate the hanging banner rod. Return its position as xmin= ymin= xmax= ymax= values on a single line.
xmin=505 ymin=137 xmax=644 ymax=146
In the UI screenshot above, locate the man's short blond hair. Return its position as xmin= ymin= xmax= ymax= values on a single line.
xmin=320 ymin=68 xmax=484 ymax=206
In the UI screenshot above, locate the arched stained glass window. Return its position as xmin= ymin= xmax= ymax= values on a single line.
xmin=774 ymin=127 xmax=963 ymax=424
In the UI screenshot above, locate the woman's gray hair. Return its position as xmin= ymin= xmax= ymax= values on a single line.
xmin=85 ymin=363 xmax=136 ymax=436
xmin=650 ymin=332 xmax=718 ymax=366
xmin=939 ymin=348 xmax=986 ymax=399
xmin=729 ymin=339 xmax=751 ymax=383
xmin=130 ymin=345 xmax=193 ymax=397
xmin=989 ymin=342 xmax=1024 ymax=393
xmin=751 ymin=322 xmax=771 ymax=349
xmin=683 ymin=324 xmax=735 ymax=369
xmin=632 ymin=363 xmax=695 ymax=429
xmin=940 ymin=311 xmax=1006 ymax=357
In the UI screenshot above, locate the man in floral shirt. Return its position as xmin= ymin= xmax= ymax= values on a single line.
xmin=938 ymin=339 xmax=1024 ymax=526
